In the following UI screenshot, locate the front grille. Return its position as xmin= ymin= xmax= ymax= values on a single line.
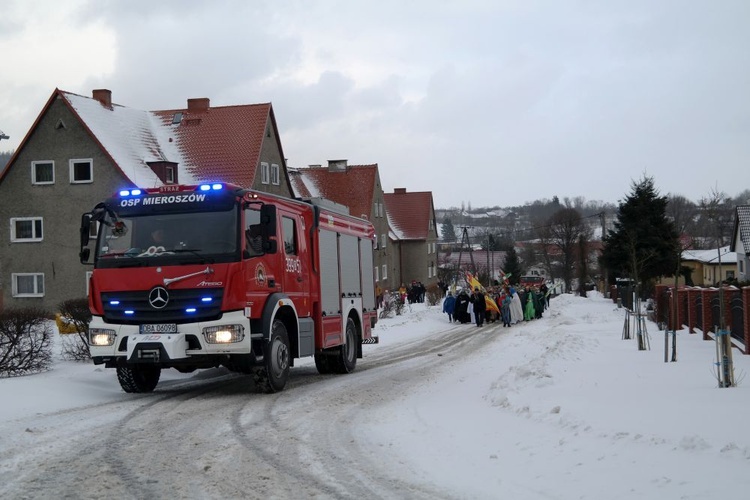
xmin=101 ymin=288 xmax=224 ymax=324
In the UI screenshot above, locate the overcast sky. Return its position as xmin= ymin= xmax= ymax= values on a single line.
xmin=1 ymin=0 xmax=748 ymax=208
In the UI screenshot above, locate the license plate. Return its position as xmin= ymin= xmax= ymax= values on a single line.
xmin=139 ymin=323 xmax=177 ymax=334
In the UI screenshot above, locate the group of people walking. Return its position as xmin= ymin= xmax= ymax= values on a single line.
xmin=442 ymin=282 xmax=550 ymax=328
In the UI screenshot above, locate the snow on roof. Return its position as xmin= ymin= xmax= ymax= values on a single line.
xmin=63 ymin=91 xmax=194 ymax=187
xmin=682 ymin=246 xmax=737 ymax=264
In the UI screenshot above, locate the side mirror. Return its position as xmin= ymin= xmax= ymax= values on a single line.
xmin=260 ymin=204 xmax=277 ymax=236
xmin=80 ymin=213 xmax=92 ymax=248
xmin=80 ymin=247 xmax=91 ymax=264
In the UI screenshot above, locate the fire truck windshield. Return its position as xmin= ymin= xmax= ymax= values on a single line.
xmin=95 ymin=208 xmax=239 ymax=267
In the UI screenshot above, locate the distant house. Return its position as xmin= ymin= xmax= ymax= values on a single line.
xmin=288 ymin=160 xmax=392 ymax=290
xmin=659 ymin=246 xmax=737 ymax=287
xmin=730 ymin=205 xmax=750 ymax=282
xmin=383 ymin=188 xmax=439 ymax=289
xmin=0 ymin=88 xmax=290 ymax=311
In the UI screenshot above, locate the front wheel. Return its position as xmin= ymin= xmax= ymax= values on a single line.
xmin=116 ymin=365 xmax=161 ymax=393
xmin=254 ymin=320 xmax=290 ymax=393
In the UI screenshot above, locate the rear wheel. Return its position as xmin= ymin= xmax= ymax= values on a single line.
xmin=332 ymin=317 xmax=358 ymax=374
xmin=116 ymin=365 xmax=161 ymax=393
xmin=254 ymin=320 xmax=290 ymax=393
xmin=314 ymin=352 xmax=333 ymax=374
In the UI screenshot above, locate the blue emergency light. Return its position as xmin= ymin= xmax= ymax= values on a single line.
xmin=198 ymin=183 xmax=224 ymax=191
xmin=119 ymin=189 xmax=142 ymax=197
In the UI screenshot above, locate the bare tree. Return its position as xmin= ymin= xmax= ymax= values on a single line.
xmin=546 ymin=207 xmax=590 ymax=292
xmin=700 ymin=188 xmax=736 ymax=387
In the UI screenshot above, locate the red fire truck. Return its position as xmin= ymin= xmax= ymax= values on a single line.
xmin=79 ymin=183 xmax=378 ymax=393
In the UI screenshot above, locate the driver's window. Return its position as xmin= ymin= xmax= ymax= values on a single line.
xmin=282 ymin=216 xmax=297 ymax=255
xmin=245 ymin=208 xmax=263 ymax=257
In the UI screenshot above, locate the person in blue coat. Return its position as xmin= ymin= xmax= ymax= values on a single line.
xmin=443 ymin=291 xmax=457 ymax=322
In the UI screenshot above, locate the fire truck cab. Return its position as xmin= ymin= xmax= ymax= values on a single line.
xmin=80 ymin=183 xmax=378 ymax=393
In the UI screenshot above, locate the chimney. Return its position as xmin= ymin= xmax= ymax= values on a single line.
xmin=394 ymin=188 xmax=407 ymax=194
xmin=92 ymin=89 xmax=112 ymax=108
xmin=187 ymin=98 xmax=210 ymax=113
xmin=327 ymin=159 xmax=348 ymax=172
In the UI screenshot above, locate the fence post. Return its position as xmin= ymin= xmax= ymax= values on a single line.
xmin=701 ymin=289 xmax=713 ymax=341
xmin=743 ymin=286 xmax=750 ymax=355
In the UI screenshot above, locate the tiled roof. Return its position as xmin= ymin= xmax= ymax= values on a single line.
xmin=152 ymin=103 xmax=273 ymax=187
xmin=732 ymin=205 xmax=750 ymax=254
xmin=288 ymin=164 xmax=378 ymax=219
xmin=383 ymin=189 xmax=435 ymax=241
xmin=0 ymin=89 xmax=277 ymax=189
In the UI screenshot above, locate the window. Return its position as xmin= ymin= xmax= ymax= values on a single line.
xmin=381 ymin=234 xmax=386 ymax=249
xmin=11 ymin=217 xmax=43 ymax=242
xmin=382 ymin=264 xmax=387 ymax=280
xmin=260 ymin=162 xmax=270 ymax=184
xmin=429 ymin=218 xmax=434 ymax=230
xmin=726 ymin=270 xmax=735 ymax=280
xmin=282 ymin=216 xmax=297 ymax=255
xmin=374 ymin=266 xmax=379 ymax=282
xmin=70 ymin=158 xmax=93 ymax=183
xmin=32 ymin=161 xmax=54 ymax=185
xmin=86 ymin=271 xmax=93 ymax=295
xmin=271 ymin=164 xmax=280 ymax=185
xmin=741 ymin=260 xmax=745 ymax=273
xmin=12 ymin=273 xmax=45 ymax=297
xmin=166 ymin=166 xmax=175 ymax=184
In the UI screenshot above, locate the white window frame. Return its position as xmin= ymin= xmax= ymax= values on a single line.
xmin=166 ymin=166 xmax=175 ymax=184
xmin=374 ymin=266 xmax=379 ymax=282
xmin=260 ymin=162 xmax=270 ymax=184
xmin=271 ymin=163 xmax=280 ymax=185
xmin=382 ymin=264 xmax=387 ymax=280
xmin=10 ymin=217 xmax=43 ymax=242
xmin=381 ymin=234 xmax=386 ymax=249
xmin=31 ymin=160 xmax=55 ymax=185
xmin=69 ymin=158 xmax=93 ymax=184
xmin=12 ymin=273 xmax=45 ymax=297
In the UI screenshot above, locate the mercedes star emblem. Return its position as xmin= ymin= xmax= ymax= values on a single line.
xmin=148 ymin=286 xmax=170 ymax=309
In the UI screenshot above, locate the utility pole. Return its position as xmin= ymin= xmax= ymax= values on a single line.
xmin=600 ymin=211 xmax=608 ymax=294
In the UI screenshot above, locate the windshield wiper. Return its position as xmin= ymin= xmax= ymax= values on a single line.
xmin=172 ymin=248 xmax=215 ymax=264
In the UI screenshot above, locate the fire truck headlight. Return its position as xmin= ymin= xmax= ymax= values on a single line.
xmin=90 ymin=328 xmax=117 ymax=346
xmin=203 ymin=324 xmax=244 ymax=344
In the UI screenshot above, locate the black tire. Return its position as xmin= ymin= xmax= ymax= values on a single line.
xmin=332 ymin=317 xmax=358 ymax=374
xmin=116 ymin=365 xmax=161 ymax=393
xmin=314 ymin=353 xmax=333 ymax=374
xmin=254 ymin=319 xmax=290 ymax=393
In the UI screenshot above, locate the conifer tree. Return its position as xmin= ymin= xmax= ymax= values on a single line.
xmin=601 ymin=176 xmax=680 ymax=291
xmin=441 ymin=216 xmax=457 ymax=242
xmin=502 ymin=246 xmax=522 ymax=286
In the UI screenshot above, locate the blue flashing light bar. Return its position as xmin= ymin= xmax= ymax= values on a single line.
xmin=185 ymin=308 xmax=197 ymax=313
xmin=109 ymin=300 xmax=120 ymax=306
xmin=199 ymin=183 xmax=224 ymax=192
xmin=119 ymin=189 xmax=142 ymax=197
xmin=201 ymin=297 xmax=212 ymax=303
xmin=124 ymin=310 xmax=135 ymax=315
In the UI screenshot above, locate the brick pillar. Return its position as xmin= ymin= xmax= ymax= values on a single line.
xmin=701 ymin=289 xmax=714 ymax=341
xmin=743 ymin=286 xmax=750 ymax=355
xmin=677 ymin=288 xmax=688 ymax=332
xmin=721 ymin=286 xmax=734 ymax=333
xmin=687 ymin=287 xmax=698 ymax=333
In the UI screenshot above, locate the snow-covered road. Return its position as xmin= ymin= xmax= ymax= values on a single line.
xmin=0 ymin=316 xmax=495 ymax=499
